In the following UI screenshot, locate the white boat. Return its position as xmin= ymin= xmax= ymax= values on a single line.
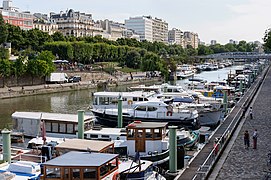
xmin=84 ymin=122 xmax=199 ymax=158
xmin=12 ymin=112 xmax=95 ymax=138
xmin=91 ymin=101 xmax=200 ymax=129
xmin=0 ymin=160 xmax=41 ymax=180
xmin=176 ymin=64 xmax=195 ymax=80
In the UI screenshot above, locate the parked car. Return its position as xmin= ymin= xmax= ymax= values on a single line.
xmin=68 ymin=76 xmax=81 ymax=83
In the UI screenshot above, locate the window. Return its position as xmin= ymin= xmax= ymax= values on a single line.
xmin=72 ymin=168 xmax=81 ymax=179
xmin=52 ymin=123 xmax=58 ymax=133
xmin=45 ymin=122 xmax=51 ymax=132
xmin=59 ymin=123 xmax=66 ymax=133
xmin=147 ymin=106 xmax=157 ymax=111
xmin=67 ymin=124 xmax=74 ymax=134
xmin=46 ymin=167 xmax=61 ymax=178
xmin=83 ymin=168 xmax=96 ymax=180
xmin=135 ymin=106 xmax=146 ymax=111
xmin=133 ymin=97 xmax=137 ymax=101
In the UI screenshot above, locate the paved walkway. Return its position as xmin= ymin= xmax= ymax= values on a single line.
xmin=215 ymin=67 xmax=271 ymax=179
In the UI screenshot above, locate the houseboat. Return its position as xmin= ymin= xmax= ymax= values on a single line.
xmin=12 ymin=112 xmax=95 ymax=138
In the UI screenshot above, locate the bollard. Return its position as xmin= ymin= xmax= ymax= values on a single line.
xmin=117 ymin=94 xmax=123 ymax=128
xmin=77 ymin=110 xmax=85 ymax=139
xmin=2 ymin=129 xmax=11 ymax=163
xmin=169 ymin=126 xmax=177 ymax=173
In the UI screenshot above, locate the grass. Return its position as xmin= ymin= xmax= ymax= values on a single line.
xmin=118 ymin=67 xmax=141 ymax=73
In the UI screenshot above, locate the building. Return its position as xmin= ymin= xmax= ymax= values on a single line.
xmin=168 ymin=28 xmax=183 ymax=46
xmin=122 ymin=29 xmax=140 ymax=41
xmin=210 ymin=40 xmax=217 ymax=45
xmin=33 ymin=13 xmax=58 ymax=35
xmin=229 ymin=39 xmax=238 ymax=45
xmin=50 ymin=9 xmax=94 ymax=37
xmin=98 ymin=19 xmax=124 ymax=41
xmin=125 ymin=16 xmax=168 ymax=43
xmin=183 ymin=31 xmax=199 ymax=49
xmin=125 ymin=16 xmax=153 ymax=42
xmin=0 ymin=0 xmax=33 ymax=30
xmin=151 ymin=16 xmax=168 ymax=43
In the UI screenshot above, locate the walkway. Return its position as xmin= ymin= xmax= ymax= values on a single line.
xmin=214 ymin=68 xmax=271 ymax=179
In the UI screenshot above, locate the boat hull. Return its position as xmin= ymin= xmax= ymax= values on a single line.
xmin=92 ymin=111 xmax=200 ymax=130
xmin=198 ymin=109 xmax=222 ymax=127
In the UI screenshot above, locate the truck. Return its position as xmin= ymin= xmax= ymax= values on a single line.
xmin=45 ymin=73 xmax=68 ymax=84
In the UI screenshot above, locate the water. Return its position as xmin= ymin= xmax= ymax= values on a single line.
xmin=0 ymin=65 xmax=243 ymax=129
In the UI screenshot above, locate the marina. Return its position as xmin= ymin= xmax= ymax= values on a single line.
xmin=0 ymin=61 xmax=269 ymax=180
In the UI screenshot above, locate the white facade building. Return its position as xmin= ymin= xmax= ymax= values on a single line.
xmin=168 ymin=28 xmax=183 ymax=45
xmin=125 ymin=16 xmax=153 ymax=42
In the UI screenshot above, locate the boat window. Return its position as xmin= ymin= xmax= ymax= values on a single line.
xmin=111 ymin=98 xmax=118 ymax=104
xmin=67 ymin=124 xmax=74 ymax=134
xmin=83 ymin=168 xmax=97 ymax=179
xmin=154 ymin=129 xmax=161 ymax=138
xmin=123 ymin=98 xmax=127 ymax=101
xmin=147 ymin=106 xmax=157 ymax=111
xmin=137 ymin=129 xmax=143 ymax=138
xmin=46 ymin=167 xmax=61 ymax=178
xmin=174 ymin=89 xmax=179 ymax=92
xmin=144 ymin=98 xmax=148 ymax=101
xmin=94 ymin=97 xmax=98 ymax=105
xmin=64 ymin=168 xmax=69 ymax=180
xmin=90 ymin=134 xmax=98 ymax=138
xmin=71 ymin=168 xmax=81 ymax=179
xmin=59 ymin=123 xmax=66 ymax=133
xmin=133 ymin=97 xmax=137 ymax=101
xmin=52 ymin=123 xmax=58 ymax=133
xmin=145 ymin=129 xmax=152 ymax=139
xmin=135 ymin=106 xmax=146 ymax=111
xmin=100 ymin=97 xmax=110 ymax=105
xmin=101 ymin=135 xmax=110 ymax=138
xmin=167 ymin=89 xmax=173 ymax=92
xmin=139 ymin=98 xmax=144 ymax=101
xmin=45 ymin=122 xmax=51 ymax=132
xmin=127 ymin=129 xmax=135 ymax=138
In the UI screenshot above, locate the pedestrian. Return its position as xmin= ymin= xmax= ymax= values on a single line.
xmin=252 ymin=129 xmax=258 ymax=149
xmin=244 ymin=130 xmax=250 ymax=149
xmin=249 ymin=107 xmax=253 ymax=119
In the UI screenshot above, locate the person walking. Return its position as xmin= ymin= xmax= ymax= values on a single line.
xmin=249 ymin=107 xmax=253 ymax=119
xmin=244 ymin=130 xmax=250 ymax=149
xmin=252 ymin=129 xmax=258 ymax=149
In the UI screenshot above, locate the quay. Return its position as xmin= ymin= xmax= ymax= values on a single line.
xmin=176 ymin=63 xmax=270 ymax=180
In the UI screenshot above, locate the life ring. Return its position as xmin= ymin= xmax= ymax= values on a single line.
xmin=167 ymin=111 xmax=173 ymax=116
xmin=128 ymin=100 xmax=133 ymax=105
xmin=112 ymin=171 xmax=120 ymax=180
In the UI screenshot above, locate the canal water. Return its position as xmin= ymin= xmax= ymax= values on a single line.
xmin=0 ymin=65 xmax=244 ymax=129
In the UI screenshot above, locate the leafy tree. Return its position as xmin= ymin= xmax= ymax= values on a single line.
xmin=37 ymin=50 xmax=56 ymax=73
xmin=0 ymin=14 xmax=8 ymax=44
xmin=263 ymin=29 xmax=271 ymax=52
xmin=12 ymin=56 xmax=27 ymax=77
xmin=0 ymin=59 xmax=12 ymax=85
xmin=51 ymin=32 xmax=66 ymax=41
xmin=6 ymin=24 xmax=24 ymax=51
xmin=0 ymin=47 xmax=9 ymax=60
xmin=126 ymin=50 xmax=141 ymax=69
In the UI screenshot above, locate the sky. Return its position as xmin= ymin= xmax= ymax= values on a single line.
xmin=11 ymin=0 xmax=271 ymax=45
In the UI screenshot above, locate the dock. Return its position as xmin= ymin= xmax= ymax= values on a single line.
xmin=177 ymin=63 xmax=270 ymax=180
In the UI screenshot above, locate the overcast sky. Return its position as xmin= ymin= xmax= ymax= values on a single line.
xmin=12 ymin=0 xmax=271 ymax=44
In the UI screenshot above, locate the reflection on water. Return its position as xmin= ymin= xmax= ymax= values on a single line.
xmin=0 ymin=65 xmax=243 ymax=129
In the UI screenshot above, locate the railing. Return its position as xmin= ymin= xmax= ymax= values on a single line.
xmin=191 ymin=63 xmax=269 ymax=180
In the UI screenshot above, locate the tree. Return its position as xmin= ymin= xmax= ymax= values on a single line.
xmin=6 ymin=24 xmax=25 ymax=51
xmin=0 ymin=47 xmax=9 ymax=60
xmin=37 ymin=50 xmax=56 ymax=74
xmin=0 ymin=59 xmax=12 ymax=85
xmin=263 ymin=29 xmax=271 ymax=52
xmin=0 ymin=14 xmax=8 ymax=44
xmin=51 ymin=32 xmax=65 ymax=41
xmin=126 ymin=50 xmax=141 ymax=69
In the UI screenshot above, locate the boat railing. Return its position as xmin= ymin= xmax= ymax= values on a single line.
xmin=191 ymin=63 xmax=267 ymax=180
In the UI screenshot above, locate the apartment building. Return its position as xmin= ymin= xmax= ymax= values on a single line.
xmin=50 ymin=9 xmax=94 ymax=37
xmin=125 ymin=16 xmax=153 ymax=42
xmin=99 ymin=19 xmax=124 ymax=41
xmin=183 ymin=31 xmax=199 ymax=49
xmin=33 ymin=13 xmax=58 ymax=35
xmin=210 ymin=40 xmax=217 ymax=45
xmin=125 ymin=16 xmax=168 ymax=43
xmin=0 ymin=0 xmax=33 ymax=30
xmin=168 ymin=28 xmax=183 ymax=46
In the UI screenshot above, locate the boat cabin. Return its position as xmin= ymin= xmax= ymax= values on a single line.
xmin=92 ymin=91 xmax=156 ymax=108
xmin=126 ymin=121 xmax=168 ymax=156
xmin=12 ymin=112 xmax=95 ymax=138
xmin=55 ymin=139 xmax=115 ymax=155
xmin=41 ymin=151 xmax=119 ymax=180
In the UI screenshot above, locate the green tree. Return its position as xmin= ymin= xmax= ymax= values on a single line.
xmin=37 ymin=50 xmax=56 ymax=74
xmin=0 ymin=59 xmax=12 ymax=85
xmin=126 ymin=50 xmax=141 ymax=69
xmin=263 ymin=29 xmax=271 ymax=52
xmin=6 ymin=24 xmax=25 ymax=51
xmin=51 ymin=32 xmax=66 ymax=41
xmin=0 ymin=47 xmax=9 ymax=60
xmin=0 ymin=14 xmax=8 ymax=44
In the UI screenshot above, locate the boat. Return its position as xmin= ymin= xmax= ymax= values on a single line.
xmin=91 ymin=101 xmax=200 ymax=129
xmin=12 ymin=112 xmax=95 ymax=138
xmin=0 ymin=160 xmax=41 ymax=180
xmin=41 ymin=151 xmax=165 ymax=180
xmin=84 ymin=122 xmax=199 ymax=158
xmin=92 ymin=91 xmax=157 ymax=109
xmin=176 ymin=64 xmax=195 ymax=80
